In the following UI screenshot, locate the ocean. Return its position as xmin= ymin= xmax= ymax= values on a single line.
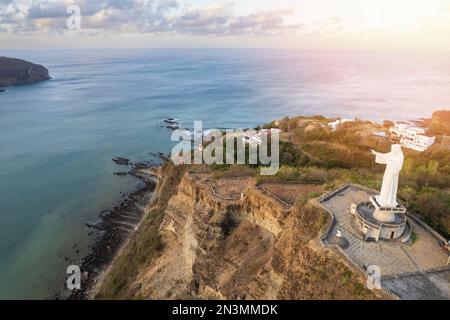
xmin=0 ymin=49 xmax=449 ymax=299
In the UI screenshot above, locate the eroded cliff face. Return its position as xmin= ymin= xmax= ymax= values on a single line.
xmin=108 ymin=167 xmax=376 ymax=300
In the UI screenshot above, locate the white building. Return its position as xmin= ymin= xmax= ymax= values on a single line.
xmin=390 ymin=122 xmax=435 ymax=152
xmin=261 ymin=128 xmax=282 ymax=134
xmin=241 ymin=128 xmax=280 ymax=147
xmin=242 ymin=134 xmax=262 ymax=146
xmin=329 ymin=118 xmax=352 ymax=132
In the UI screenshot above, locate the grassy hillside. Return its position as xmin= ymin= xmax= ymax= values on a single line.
xmin=270 ymin=116 xmax=450 ymax=237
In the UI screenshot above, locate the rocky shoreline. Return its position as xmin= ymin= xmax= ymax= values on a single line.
xmin=63 ymin=161 xmax=159 ymax=300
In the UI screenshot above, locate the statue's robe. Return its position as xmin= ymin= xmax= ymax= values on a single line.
xmin=375 ymin=150 xmax=404 ymax=208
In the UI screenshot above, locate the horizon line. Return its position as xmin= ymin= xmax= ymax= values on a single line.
xmin=2 ymin=47 xmax=450 ymax=53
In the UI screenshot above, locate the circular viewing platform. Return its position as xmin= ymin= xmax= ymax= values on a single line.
xmin=354 ymin=202 xmax=407 ymax=241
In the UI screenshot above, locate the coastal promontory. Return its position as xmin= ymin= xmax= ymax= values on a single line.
xmin=0 ymin=57 xmax=50 ymax=87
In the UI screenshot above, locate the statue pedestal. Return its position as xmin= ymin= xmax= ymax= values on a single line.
xmin=370 ymin=196 xmax=406 ymax=223
xmin=353 ymin=197 xmax=408 ymax=242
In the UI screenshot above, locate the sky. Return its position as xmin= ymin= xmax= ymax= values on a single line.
xmin=0 ymin=0 xmax=449 ymax=50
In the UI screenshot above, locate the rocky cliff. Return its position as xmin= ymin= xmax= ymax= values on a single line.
xmin=96 ymin=163 xmax=377 ymax=300
xmin=0 ymin=57 xmax=50 ymax=87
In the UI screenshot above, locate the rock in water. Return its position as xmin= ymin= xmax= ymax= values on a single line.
xmin=0 ymin=57 xmax=51 ymax=87
xmin=112 ymin=156 xmax=130 ymax=165
xmin=85 ymin=219 xmax=105 ymax=231
xmin=113 ymin=172 xmax=129 ymax=176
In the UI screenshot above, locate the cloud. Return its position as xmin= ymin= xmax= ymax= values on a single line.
xmin=167 ymin=4 xmax=302 ymax=36
xmin=309 ymin=15 xmax=344 ymax=34
xmin=28 ymin=1 xmax=72 ymax=19
xmin=0 ymin=0 xmax=302 ymax=36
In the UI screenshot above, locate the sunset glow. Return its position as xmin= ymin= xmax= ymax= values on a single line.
xmin=0 ymin=0 xmax=449 ymax=50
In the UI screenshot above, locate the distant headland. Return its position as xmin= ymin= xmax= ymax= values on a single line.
xmin=0 ymin=57 xmax=51 ymax=88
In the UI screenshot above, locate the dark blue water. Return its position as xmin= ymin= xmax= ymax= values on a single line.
xmin=0 ymin=49 xmax=449 ymax=299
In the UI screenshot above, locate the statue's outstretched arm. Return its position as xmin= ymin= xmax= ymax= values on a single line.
xmin=371 ymin=150 xmax=389 ymax=164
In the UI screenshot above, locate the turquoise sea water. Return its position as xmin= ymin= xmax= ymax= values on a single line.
xmin=0 ymin=49 xmax=449 ymax=299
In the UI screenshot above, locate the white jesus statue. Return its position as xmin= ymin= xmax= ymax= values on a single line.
xmin=371 ymin=144 xmax=404 ymax=208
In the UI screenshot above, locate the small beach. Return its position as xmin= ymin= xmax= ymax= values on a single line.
xmin=66 ymin=165 xmax=158 ymax=299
